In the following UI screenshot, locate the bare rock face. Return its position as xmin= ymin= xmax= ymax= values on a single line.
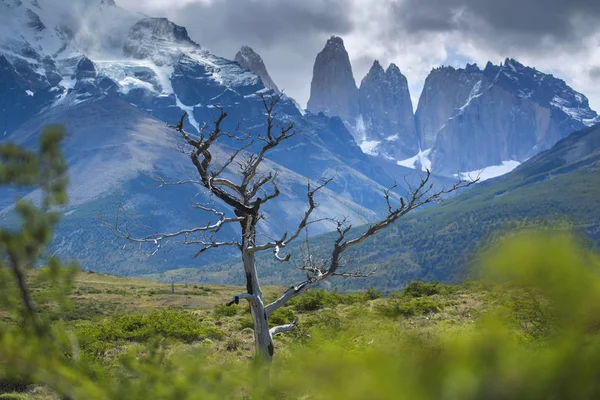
xmin=307 ymin=36 xmax=359 ymax=123
xmin=358 ymin=60 xmax=418 ymax=159
xmin=415 ymin=64 xmax=483 ymax=151
xmin=416 ymin=60 xmax=599 ymax=175
xmin=234 ymin=46 xmax=280 ymax=93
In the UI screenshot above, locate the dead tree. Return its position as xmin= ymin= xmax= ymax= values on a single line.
xmin=105 ymin=94 xmax=477 ymax=366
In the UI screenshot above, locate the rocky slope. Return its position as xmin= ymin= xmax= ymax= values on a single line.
xmin=234 ymin=45 xmax=280 ymax=93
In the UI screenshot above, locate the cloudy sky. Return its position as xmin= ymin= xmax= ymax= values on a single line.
xmin=117 ymin=0 xmax=600 ymax=110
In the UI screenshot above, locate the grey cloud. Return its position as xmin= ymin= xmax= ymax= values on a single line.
xmin=136 ymin=0 xmax=353 ymax=105
xmin=156 ymin=0 xmax=352 ymax=49
xmin=590 ymin=67 xmax=600 ymax=80
xmin=394 ymin=0 xmax=600 ymax=46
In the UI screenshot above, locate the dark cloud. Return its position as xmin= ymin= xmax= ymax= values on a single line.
xmin=394 ymin=0 xmax=600 ymax=44
xmin=590 ymin=66 xmax=600 ymax=80
xmin=162 ymin=0 xmax=351 ymax=50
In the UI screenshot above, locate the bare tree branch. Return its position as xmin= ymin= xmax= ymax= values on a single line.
xmin=265 ymin=172 xmax=478 ymax=316
xmin=100 ymin=205 xmax=242 ymax=256
xmin=250 ymin=175 xmax=334 ymax=256
xmin=269 ymin=319 xmax=298 ymax=336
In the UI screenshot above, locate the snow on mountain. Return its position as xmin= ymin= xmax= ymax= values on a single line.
xmin=414 ymin=59 xmax=599 ymax=176
xmin=457 ymin=160 xmax=521 ymax=182
xmin=397 ymin=148 xmax=432 ymax=172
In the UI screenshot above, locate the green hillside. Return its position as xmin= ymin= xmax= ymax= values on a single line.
xmin=146 ymin=124 xmax=600 ymax=290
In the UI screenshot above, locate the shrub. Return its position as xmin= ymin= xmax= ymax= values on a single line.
xmin=76 ymin=309 xmax=224 ymax=356
xmin=225 ymin=337 xmax=243 ymax=352
xmin=402 ymin=281 xmax=452 ymax=298
xmin=376 ymin=297 xmax=443 ymax=318
xmin=237 ymin=315 xmax=254 ymax=331
xmin=363 ymin=288 xmax=383 ymax=301
xmin=288 ymin=290 xmax=341 ymax=312
xmin=269 ymin=307 xmax=296 ymax=326
xmin=213 ymin=304 xmax=238 ymax=319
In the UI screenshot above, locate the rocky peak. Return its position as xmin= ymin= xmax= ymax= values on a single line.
xmin=368 ymin=59 xmax=385 ymax=76
xmin=324 ymin=35 xmax=345 ymax=50
xmin=414 ymin=58 xmax=599 ymax=176
xmin=74 ymin=56 xmax=96 ymax=79
xmin=234 ymin=45 xmax=280 ymax=93
xmin=358 ymin=60 xmax=417 ymax=159
xmin=385 ymin=63 xmax=409 ymax=89
xmin=386 ymin=63 xmax=401 ymax=74
xmin=307 ymin=35 xmax=359 ymax=122
xmin=465 ymin=63 xmax=480 ymax=73
xmin=482 ymin=59 xmax=598 ymax=124
xmin=123 ymin=18 xmax=199 ymax=62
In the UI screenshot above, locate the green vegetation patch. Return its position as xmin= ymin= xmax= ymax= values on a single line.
xmin=76 ymin=309 xmax=223 ymax=357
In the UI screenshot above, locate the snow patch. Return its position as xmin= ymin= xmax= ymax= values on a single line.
xmin=174 ymin=94 xmax=200 ymax=133
xmin=459 ymin=80 xmax=482 ymax=111
xmin=397 ymin=148 xmax=432 ymax=171
xmin=354 ymin=115 xmax=381 ymax=156
xmin=551 ymin=95 xmax=597 ymax=126
xmin=359 ymin=140 xmax=380 ymax=156
xmin=458 ymin=160 xmax=521 ymax=181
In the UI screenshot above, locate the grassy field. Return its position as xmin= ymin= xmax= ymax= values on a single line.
xmin=4 ymin=230 xmax=600 ymax=399
xmin=2 ymin=271 xmax=499 ymax=399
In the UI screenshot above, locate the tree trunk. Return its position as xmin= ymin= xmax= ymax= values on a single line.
xmin=242 ymin=249 xmax=274 ymax=364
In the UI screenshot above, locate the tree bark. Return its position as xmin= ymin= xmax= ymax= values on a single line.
xmin=243 ymin=249 xmax=274 ymax=364
xmin=241 ymin=216 xmax=275 ymax=367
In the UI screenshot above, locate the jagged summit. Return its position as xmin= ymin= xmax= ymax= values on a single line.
xmin=325 ymin=35 xmax=345 ymax=49
xmin=234 ymin=45 xmax=280 ymax=93
xmin=366 ymin=60 xmax=384 ymax=77
xmin=464 ymin=63 xmax=480 ymax=73
xmin=358 ymin=59 xmax=417 ymax=159
xmin=386 ymin=63 xmax=402 ymax=74
xmin=307 ymin=35 xmax=359 ymax=122
xmin=123 ymin=17 xmax=199 ymax=62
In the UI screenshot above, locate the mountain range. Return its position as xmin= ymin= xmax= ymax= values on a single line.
xmin=1 ymin=0 xmax=599 ymax=286
xmin=308 ymin=36 xmax=599 ymax=177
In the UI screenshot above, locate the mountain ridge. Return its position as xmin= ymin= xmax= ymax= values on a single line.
xmin=306 ymin=36 xmax=599 ymax=178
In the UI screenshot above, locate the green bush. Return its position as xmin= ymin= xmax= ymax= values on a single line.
xmin=363 ymin=288 xmax=383 ymax=301
xmin=237 ymin=314 xmax=254 ymax=331
xmin=225 ymin=337 xmax=243 ymax=352
xmin=77 ymin=309 xmax=223 ymax=356
xmin=401 ymin=281 xmax=452 ymax=298
xmin=212 ymin=303 xmax=238 ymax=319
xmin=288 ymin=290 xmax=341 ymax=312
xmin=269 ymin=307 xmax=296 ymax=326
xmin=376 ymin=297 xmax=443 ymax=318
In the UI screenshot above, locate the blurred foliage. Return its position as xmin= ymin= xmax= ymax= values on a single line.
xmin=2 ymin=128 xmax=600 ymax=399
